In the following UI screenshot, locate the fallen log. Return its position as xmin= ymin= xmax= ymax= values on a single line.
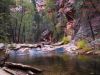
xmin=3 ymin=67 xmax=32 ymax=75
xmin=0 ymin=68 xmax=11 ymax=75
xmin=5 ymin=62 xmax=42 ymax=74
xmin=3 ymin=67 xmax=16 ymax=75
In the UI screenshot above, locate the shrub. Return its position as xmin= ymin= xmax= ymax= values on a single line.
xmin=61 ymin=36 xmax=70 ymax=44
xmin=83 ymin=45 xmax=92 ymax=51
xmin=77 ymin=39 xmax=92 ymax=51
xmin=77 ymin=39 xmax=87 ymax=49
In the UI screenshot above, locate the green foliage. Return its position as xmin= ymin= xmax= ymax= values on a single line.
xmin=44 ymin=0 xmax=66 ymax=42
xmin=9 ymin=0 xmax=36 ymax=43
xmin=61 ymin=36 xmax=70 ymax=44
xmin=0 ymin=0 xmax=11 ymax=43
xmin=77 ymin=39 xmax=92 ymax=51
xmin=45 ymin=0 xmax=56 ymax=10
xmin=0 ymin=36 xmax=8 ymax=43
xmin=77 ymin=39 xmax=87 ymax=49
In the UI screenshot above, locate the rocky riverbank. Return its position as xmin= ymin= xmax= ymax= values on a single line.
xmin=0 ymin=41 xmax=100 ymax=56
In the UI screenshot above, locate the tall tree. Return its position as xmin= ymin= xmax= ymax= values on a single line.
xmin=0 ymin=0 xmax=13 ymax=42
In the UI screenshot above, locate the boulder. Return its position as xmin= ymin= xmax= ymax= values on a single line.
xmin=0 ymin=43 xmax=5 ymax=50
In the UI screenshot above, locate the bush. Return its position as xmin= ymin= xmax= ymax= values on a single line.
xmin=77 ymin=39 xmax=92 ymax=51
xmin=61 ymin=36 xmax=70 ymax=44
xmin=83 ymin=45 xmax=92 ymax=51
xmin=77 ymin=39 xmax=87 ymax=49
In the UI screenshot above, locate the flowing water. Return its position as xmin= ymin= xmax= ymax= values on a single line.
xmin=1 ymin=48 xmax=100 ymax=75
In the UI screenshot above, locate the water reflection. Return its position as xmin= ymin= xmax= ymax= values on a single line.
xmin=8 ymin=49 xmax=100 ymax=75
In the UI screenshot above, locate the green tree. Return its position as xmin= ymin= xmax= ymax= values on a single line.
xmin=0 ymin=0 xmax=14 ymax=42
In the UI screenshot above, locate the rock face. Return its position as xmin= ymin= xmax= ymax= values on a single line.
xmin=73 ymin=0 xmax=100 ymax=41
xmin=56 ymin=0 xmax=100 ymax=41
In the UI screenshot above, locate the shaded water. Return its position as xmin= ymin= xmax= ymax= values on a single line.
xmin=6 ymin=49 xmax=100 ymax=75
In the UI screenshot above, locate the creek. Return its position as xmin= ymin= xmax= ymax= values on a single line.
xmin=7 ymin=48 xmax=100 ymax=75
